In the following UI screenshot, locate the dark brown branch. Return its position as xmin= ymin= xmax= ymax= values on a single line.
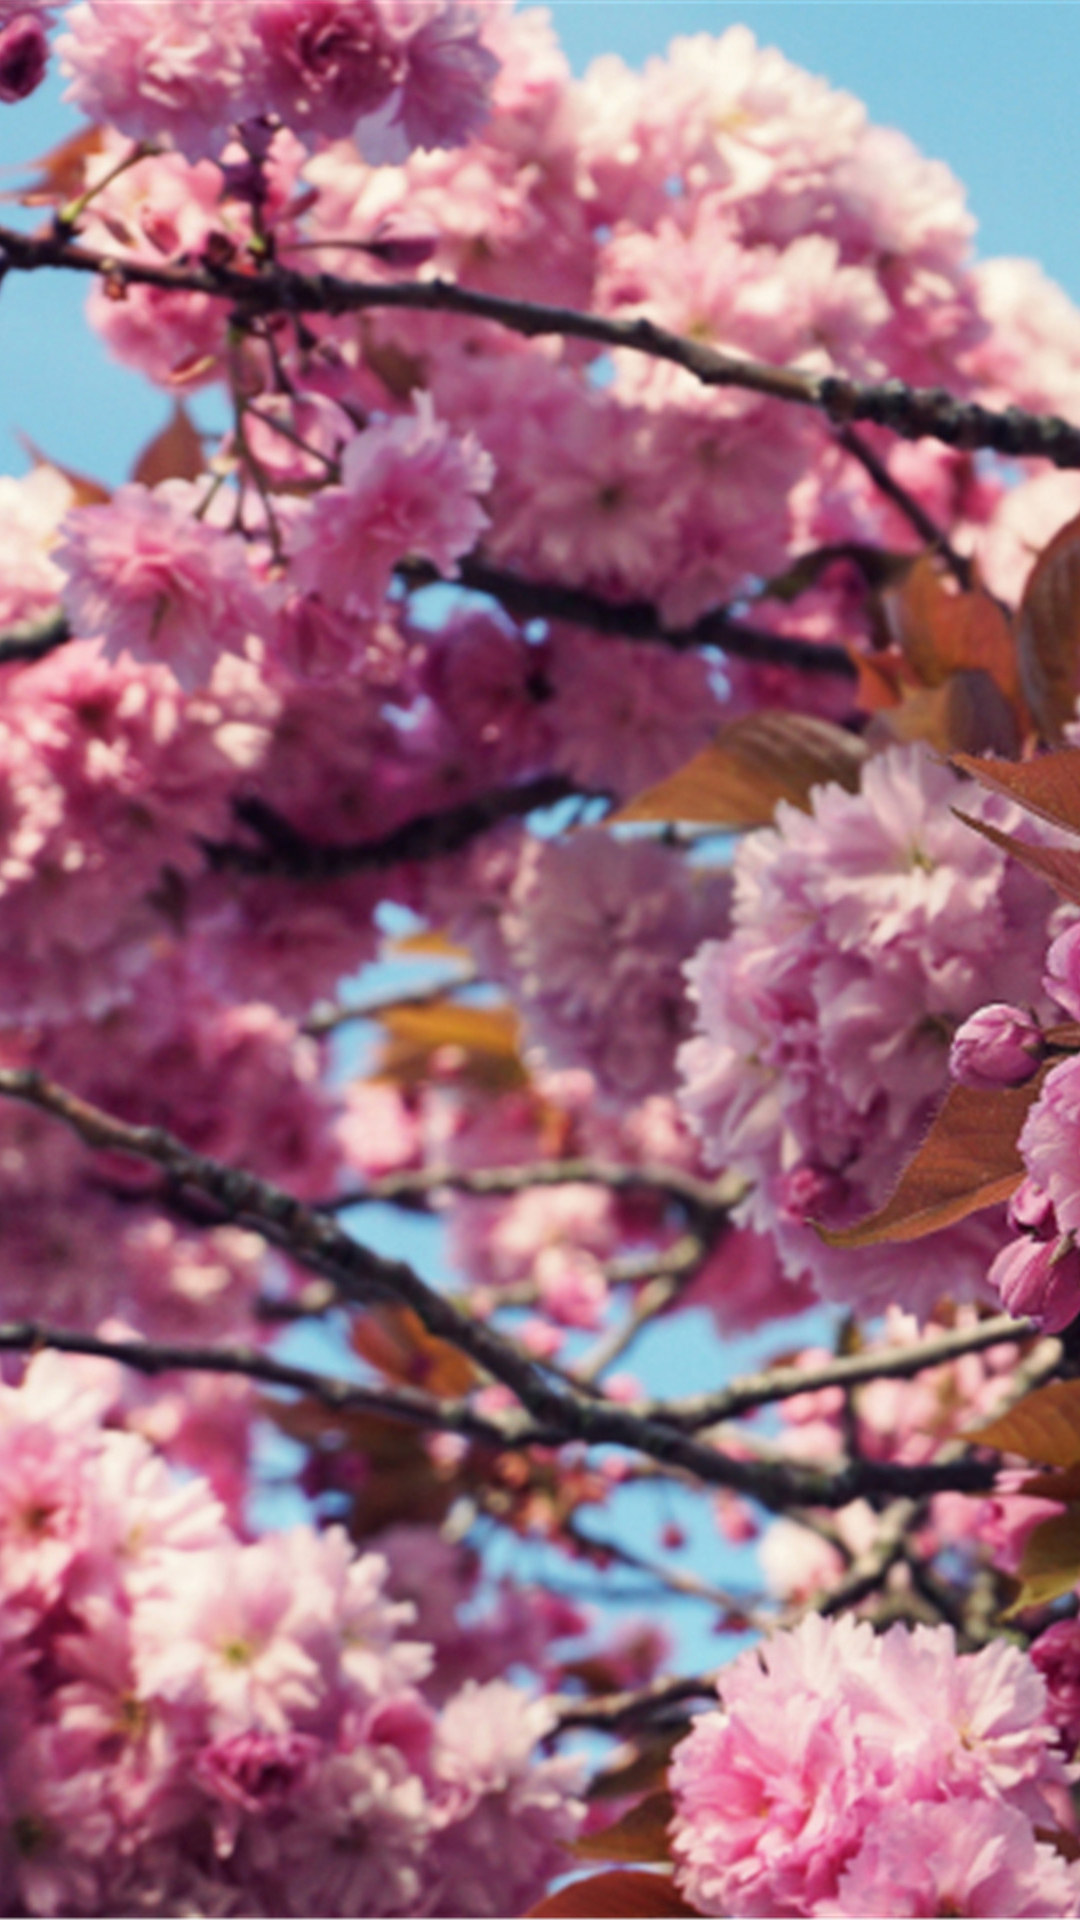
xmin=835 ymin=426 xmax=972 ymax=589
xmin=403 ymin=556 xmax=857 ymax=678
xmin=0 ymin=1319 xmax=507 ymax=1443
xmin=551 ymin=1672 xmax=719 ymax=1733
xmin=0 ymin=1070 xmax=1007 ymax=1514
xmin=2 ymin=224 xmax=1079 ymax=464
xmin=0 ymin=607 xmax=71 ymax=666
xmin=206 ymin=775 xmax=579 ymax=879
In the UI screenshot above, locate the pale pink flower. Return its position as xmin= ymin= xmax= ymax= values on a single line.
xmin=253 ymin=0 xmax=404 ymax=138
xmin=1018 ymin=1057 xmax=1080 ymax=1238
xmin=545 ymin=626 xmax=723 ymax=802
xmin=821 ymin=1798 xmax=1080 ymax=1918
xmin=289 ymin=396 xmax=492 ymax=617
xmin=59 ymin=1 xmax=254 ymax=160
xmin=504 ymin=829 xmax=731 ymax=1106
xmin=670 ymin=1615 xmax=1073 ymax=1918
xmin=56 ymin=482 xmax=273 ymax=689
xmin=364 ymin=0 xmax=498 ymax=159
xmin=424 ymin=1682 xmax=583 ymax=1918
xmin=0 ymin=465 xmax=74 ymax=632
xmin=679 ymin=745 xmax=1052 ymax=1315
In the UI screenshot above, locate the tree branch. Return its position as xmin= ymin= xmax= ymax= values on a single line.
xmin=0 ymin=1318 xmax=509 ymax=1443
xmin=205 ymin=776 xmax=580 ymax=879
xmin=2 ymin=224 xmax=1079 ymax=464
xmin=404 ymin=556 xmax=857 ymax=677
xmin=835 ymin=426 xmax=972 ymax=589
xmin=0 ymin=606 xmax=70 ymax=666
xmin=551 ymin=1671 xmax=719 ymax=1733
xmin=0 ymin=1070 xmax=1009 ymax=1514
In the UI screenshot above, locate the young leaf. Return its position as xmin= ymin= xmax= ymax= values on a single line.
xmin=871 ymin=670 xmax=1019 ymax=758
xmin=350 ymin=1303 xmax=478 ymax=1399
xmin=6 ymin=123 xmax=104 ymax=206
xmin=952 ymin=748 xmax=1080 ymax=838
xmin=816 ymin=1078 xmax=1041 ymax=1248
xmin=884 ymin=554 xmax=1021 ymax=710
xmin=966 ymin=1379 xmax=1080 ymax=1469
xmin=18 ymin=435 xmax=110 ymax=508
xmin=952 ymin=807 xmax=1080 ymax=908
xmin=1016 ymin=510 xmax=1080 ymax=742
xmin=526 ymin=1869 xmax=697 ymax=1918
xmin=1004 ymin=1508 xmax=1080 ymax=1615
xmin=613 ymin=713 xmax=867 ymax=828
xmin=573 ymin=1792 xmax=675 ymax=1865
xmin=373 ymin=998 xmax=527 ymax=1092
xmin=132 ymin=403 xmax=205 ymax=487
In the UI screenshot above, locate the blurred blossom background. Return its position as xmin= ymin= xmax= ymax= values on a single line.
xmin=1 ymin=0 xmax=1077 ymax=1679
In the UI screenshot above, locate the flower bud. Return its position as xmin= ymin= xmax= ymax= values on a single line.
xmin=989 ymin=1231 xmax=1080 ymax=1332
xmin=949 ymin=1003 xmax=1044 ymax=1090
xmin=0 ymin=13 xmax=47 ymax=103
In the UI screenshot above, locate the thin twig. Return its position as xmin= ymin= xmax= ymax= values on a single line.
xmin=650 ymin=1313 xmax=1040 ymax=1430
xmin=835 ymin=426 xmax=972 ymax=588
xmin=0 ymin=1071 xmax=1009 ymax=1513
xmin=302 ymin=966 xmax=478 ymax=1037
xmin=551 ymin=1671 xmax=719 ymax=1733
xmin=328 ymin=1162 xmax=745 ymax=1219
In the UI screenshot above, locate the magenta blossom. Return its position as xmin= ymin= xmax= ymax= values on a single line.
xmin=950 ymin=1002 xmax=1045 ymax=1090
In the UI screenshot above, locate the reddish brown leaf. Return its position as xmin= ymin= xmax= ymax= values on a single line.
xmin=6 ymin=124 xmax=104 ymax=206
xmin=132 ymin=403 xmax=205 ymax=487
xmin=573 ymin=1793 xmax=674 ymax=1865
xmin=1016 ymin=510 xmax=1080 ymax=742
xmin=373 ymin=998 xmax=527 ymax=1092
xmin=527 ymin=1869 xmax=697 ymax=1918
xmin=952 ymin=808 xmax=1080 ymax=908
xmin=872 ymin=671 xmax=1019 ymax=757
xmin=1004 ymin=1507 xmax=1080 ymax=1615
xmin=952 ymin=748 xmax=1080 ymax=838
xmin=18 ymin=435 xmax=110 ymax=508
xmin=613 ymin=713 xmax=867 ymax=829
xmin=967 ymin=1379 xmax=1080 ymax=1469
xmin=350 ymin=1304 xmax=477 ymax=1399
xmin=817 ymin=1078 xmax=1042 ymax=1249
xmin=885 ymin=555 xmax=1022 ymax=710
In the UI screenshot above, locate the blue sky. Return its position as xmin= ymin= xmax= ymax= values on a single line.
xmin=1 ymin=6 xmax=1080 ymax=478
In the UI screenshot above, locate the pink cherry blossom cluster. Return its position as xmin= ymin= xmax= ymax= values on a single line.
xmin=0 ymin=1351 xmax=581 ymax=1917
xmin=678 ymin=744 xmax=1054 ymax=1318
xmin=669 ymin=1612 xmax=1080 ymax=1917
xmin=58 ymin=0 xmax=497 ymax=161
xmin=5 ymin=4 xmax=1080 ymax=1912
